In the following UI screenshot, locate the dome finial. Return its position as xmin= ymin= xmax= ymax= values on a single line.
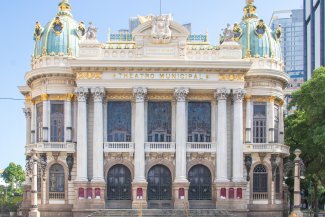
xmin=58 ymin=0 xmax=72 ymax=16
xmin=243 ymin=0 xmax=257 ymax=20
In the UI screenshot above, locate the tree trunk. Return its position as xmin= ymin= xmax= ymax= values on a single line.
xmin=313 ymin=182 xmax=319 ymax=217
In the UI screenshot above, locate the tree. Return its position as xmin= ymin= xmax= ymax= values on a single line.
xmin=1 ymin=163 xmax=25 ymax=190
xmin=285 ymin=67 xmax=325 ymax=216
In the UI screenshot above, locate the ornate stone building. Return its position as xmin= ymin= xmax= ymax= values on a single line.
xmin=20 ymin=0 xmax=290 ymax=216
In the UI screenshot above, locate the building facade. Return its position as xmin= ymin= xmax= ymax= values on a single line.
xmin=304 ymin=0 xmax=325 ymax=80
xmin=20 ymin=0 xmax=290 ymax=217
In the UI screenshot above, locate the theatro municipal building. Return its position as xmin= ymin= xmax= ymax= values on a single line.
xmin=19 ymin=0 xmax=290 ymax=216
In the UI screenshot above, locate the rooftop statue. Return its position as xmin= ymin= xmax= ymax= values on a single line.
xmin=245 ymin=0 xmax=255 ymax=5
xmin=151 ymin=15 xmax=172 ymax=44
xmin=221 ymin=24 xmax=234 ymax=43
xmin=86 ymin=22 xmax=98 ymax=40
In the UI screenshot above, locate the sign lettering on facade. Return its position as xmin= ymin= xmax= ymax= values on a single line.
xmin=113 ymin=73 xmax=209 ymax=80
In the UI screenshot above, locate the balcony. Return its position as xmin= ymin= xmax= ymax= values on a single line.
xmin=244 ymin=143 xmax=290 ymax=156
xmin=186 ymin=142 xmax=217 ymax=153
xmin=104 ymin=142 xmax=134 ymax=153
xmin=145 ymin=142 xmax=176 ymax=153
xmin=25 ymin=142 xmax=76 ymax=153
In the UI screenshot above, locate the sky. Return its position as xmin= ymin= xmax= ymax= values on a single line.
xmin=0 ymin=0 xmax=302 ymax=170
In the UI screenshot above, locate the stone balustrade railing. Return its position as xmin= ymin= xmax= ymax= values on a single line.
xmin=49 ymin=192 xmax=65 ymax=200
xmin=244 ymin=143 xmax=290 ymax=155
xmin=25 ymin=142 xmax=76 ymax=153
xmin=186 ymin=142 xmax=217 ymax=153
xmin=103 ymin=142 xmax=134 ymax=153
xmin=252 ymin=192 xmax=268 ymax=200
xmin=144 ymin=142 xmax=176 ymax=153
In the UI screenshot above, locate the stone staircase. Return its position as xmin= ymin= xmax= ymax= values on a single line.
xmin=87 ymin=209 xmax=237 ymax=217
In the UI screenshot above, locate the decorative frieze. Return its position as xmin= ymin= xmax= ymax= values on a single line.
xmin=76 ymin=72 xmax=102 ymax=80
xmin=219 ymin=74 xmax=245 ymax=81
xmin=174 ymin=87 xmax=189 ymax=102
xmin=106 ymin=93 xmax=133 ymax=101
xmin=133 ymin=87 xmax=147 ymax=102
xmin=147 ymin=93 xmax=174 ymax=100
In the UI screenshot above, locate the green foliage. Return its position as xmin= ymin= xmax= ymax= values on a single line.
xmin=285 ymin=67 xmax=325 ymax=213
xmin=1 ymin=163 xmax=25 ymax=188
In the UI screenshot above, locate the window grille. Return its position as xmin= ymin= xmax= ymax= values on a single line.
xmin=253 ymin=164 xmax=268 ymax=193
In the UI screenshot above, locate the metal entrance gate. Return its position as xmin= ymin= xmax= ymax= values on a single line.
xmin=147 ymin=165 xmax=172 ymax=200
xmin=188 ymin=164 xmax=212 ymax=200
xmin=107 ymin=164 xmax=131 ymax=200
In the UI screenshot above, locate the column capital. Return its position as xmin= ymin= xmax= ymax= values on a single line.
xmin=133 ymin=87 xmax=147 ymax=102
xmin=91 ymin=87 xmax=106 ymax=102
xmin=174 ymin=87 xmax=189 ymax=102
xmin=233 ymin=88 xmax=246 ymax=101
xmin=214 ymin=88 xmax=230 ymax=100
xmin=23 ymin=108 xmax=31 ymax=118
xmin=75 ymin=87 xmax=89 ymax=102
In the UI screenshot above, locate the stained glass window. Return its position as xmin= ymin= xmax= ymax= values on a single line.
xmin=253 ymin=164 xmax=268 ymax=193
xmin=253 ymin=103 xmax=267 ymax=143
xmin=107 ymin=102 xmax=131 ymax=142
xmin=36 ymin=103 xmax=43 ymax=143
xmin=50 ymin=102 xmax=64 ymax=142
xmin=188 ymin=102 xmax=211 ymax=142
xmin=49 ymin=164 xmax=64 ymax=192
xmin=147 ymin=102 xmax=171 ymax=142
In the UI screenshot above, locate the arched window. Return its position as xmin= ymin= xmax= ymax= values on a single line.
xmin=253 ymin=164 xmax=268 ymax=193
xmin=49 ymin=164 xmax=65 ymax=192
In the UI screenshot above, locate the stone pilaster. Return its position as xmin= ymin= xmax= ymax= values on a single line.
xmin=268 ymin=96 xmax=275 ymax=143
xmin=215 ymin=88 xmax=230 ymax=182
xmin=132 ymin=87 xmax=148 ymax=209
xmin=29 ymin=153 xmax=40 ymax=217
xmin=75 ymin=87 xmax=89 ymax=182
xmin=174 ymin=87 xmax=189 ymax=208
xmin=245 ymin=95 xmax=252 ymax=143
xmin=23 ymin=108 xmax=32 ymax=145
xmin=41 ymin=94 xmax=49 ymax=142
xmin=65 ymin=94 xmax=73 ymax=142
xmin=91 ymin=87 xmax=105 ymax=183
xmin=232 ymin=89 xmax=245 ymax=182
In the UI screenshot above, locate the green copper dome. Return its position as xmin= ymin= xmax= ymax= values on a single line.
xmin=234 ymin=0 xmax=282 ymax=60
xmin=33 ymin=0 xmax=85 ymax=57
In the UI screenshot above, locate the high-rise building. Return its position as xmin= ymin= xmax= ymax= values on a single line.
xmin=304 ymin=0 xmax=325 ymax=80
xmin=182 ymin=23 xmax=192 ymax=34
xmin=270 ymin=10 xmax=304 ymax=91
xmin=129 ymin=16 xmax=140 ymax=33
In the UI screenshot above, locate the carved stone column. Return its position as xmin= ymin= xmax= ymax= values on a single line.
xmin=132 ymin=87 xmax=148 ymax=209
xmin=174 ymin=87 xmax=190 ymax=209
xmin=29 ymin=153 xmax=40 ymax=217
xmin=245 ymin=95 xmax=252 ymax=143
xmin=41 ymin=94 xmax=49 ymax=142
xmin=215 ymin=88 xmax=230 ymax=182
xmin=268 ymin=96 xmax=275 ymax=143
xmin=75 ymin=87 xmax=89 ymax=182
xmin=23 ymin=108 xmax=32 ymax=145
xmin=64 ymin=94 xmax=74 ymax=142
xmin=91 ymin=87 xmax=105 ymax=182
xmin=232 ymin=89 xmax=245 ymax=182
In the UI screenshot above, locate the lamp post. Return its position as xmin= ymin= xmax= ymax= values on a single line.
xmin=26 ymin=150 xmax=47 ymax=217
xmin=284 ymin=149 xmax=305 ymax=217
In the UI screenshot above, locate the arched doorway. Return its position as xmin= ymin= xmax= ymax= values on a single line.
xmin=106 ymin=164 xmax=132 ymax=208
xmin=188 ymin=165 xmax=212 ymax=200
xmin=147 ymin=165 xmax=172 ymax=209
xmin=253 ymin=164 xmax=268 ymax=200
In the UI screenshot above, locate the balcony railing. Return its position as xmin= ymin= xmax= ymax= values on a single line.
xmin=25 ymin=142 xmax=76 ymax=153
xmin=145 ymin=142 xmax=176 ymax=153
xmin=186 ymin=142 xmax=217 ymax=153
xmin=253 ymin=192 xmax=268 ymax=200
xmin=104 ymin=142 xmax=134 ymax=153
xmin=244 ymin=143 xmax=290 ymax=155
xmin=49 ymin=192 xmax=65 ymax=200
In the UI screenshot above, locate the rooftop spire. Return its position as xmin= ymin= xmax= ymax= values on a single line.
xmin=243 ymin=0 xmax=258 ymax=20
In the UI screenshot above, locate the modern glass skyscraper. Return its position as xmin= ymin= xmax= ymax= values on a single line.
xmin=304 ymin=0 xmax=325 ymax=80
xmin=270 ymin=9 xmax=305 ymax=92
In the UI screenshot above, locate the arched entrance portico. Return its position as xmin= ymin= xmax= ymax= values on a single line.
xmin=188 ymin=164 xmax=214 ymax=209
xmin=106 ymin=164 xmax=132 ymax=208
xmin=147 ymin=164 xmax=172 ymax=209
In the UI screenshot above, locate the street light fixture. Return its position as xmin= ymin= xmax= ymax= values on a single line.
xmin=284 ymin=149 xmax=305 ymax=217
